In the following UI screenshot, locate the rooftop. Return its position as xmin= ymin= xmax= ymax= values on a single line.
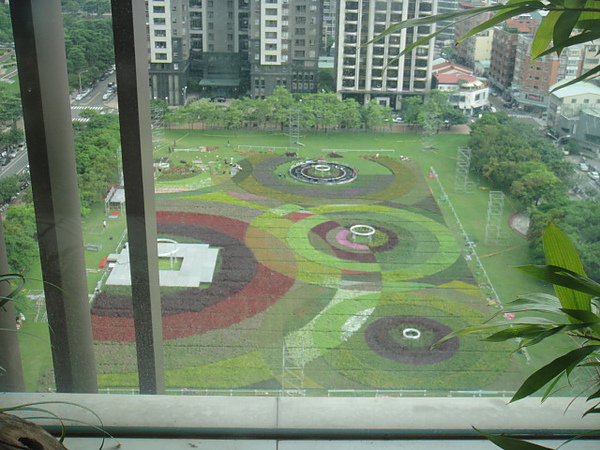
xmin=550 ymin=80 xmax=600 ymax=98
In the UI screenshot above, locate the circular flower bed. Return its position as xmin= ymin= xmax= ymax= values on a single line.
xmin=364 ymin=315 xmax=459 ymax=365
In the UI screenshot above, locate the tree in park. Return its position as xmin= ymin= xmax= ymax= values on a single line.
xmin=72 ymin=111 xmax=120 ymax=214
xmin=3 ymin=204 xmax=38 ymax=274
xmin=509 ymin=161 xmax=565 ymax=206
xmin=265 ymin=86 xmax=294 ymax=130
xmin=400 ymin=96 xmax=423 ymax=126
xmin=363 ymin=100 xmax=391 ymax=130
xmin=468 ymin=122 xmax=539 ymax=188
xmin=223 ymin=100 xmax=245 ymax=129
xmin=338 ymin=98 xmax=363 ymax=130
xmin=529 ymin=202 xmax=600 ymax=281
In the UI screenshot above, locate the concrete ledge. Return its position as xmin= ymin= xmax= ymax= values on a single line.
xmin=1 ymin=393 xmax=598 ymax=439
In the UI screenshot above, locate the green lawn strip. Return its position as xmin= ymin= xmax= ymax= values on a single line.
xmin=82 ymin=207 xmax=127 ymax=292
xmin=99 ymin=350 xmax=273 ymax=388
xmin=18 ymin=321 xmax=53 ymax=391
xmin=284 ymin=291 xmax=380 ymax=365
xmin=95 ymin=341 xmax=138 ymax=374
xmin=181 ymin=191 xmax=271 ymax=213
xmin=156 ymin=171 xmax=215 ymax=191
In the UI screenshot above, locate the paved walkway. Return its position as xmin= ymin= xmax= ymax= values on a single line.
xmin=509 ymin=211 xmax=530 ymax=238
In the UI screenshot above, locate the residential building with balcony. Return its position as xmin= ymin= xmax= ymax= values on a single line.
xmin=147 ymin=0 xmax=190 ymax=106
xmin=432 ymin=60 xmax=489 ymax=116
xmin=335 ymin=0 xmax=437 ymax=109
xmin=488 ymin=15 xmax=537 ymax=98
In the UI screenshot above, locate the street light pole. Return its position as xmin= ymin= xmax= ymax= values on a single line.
xmin=78 ymin=69 xmax=89 ymax=93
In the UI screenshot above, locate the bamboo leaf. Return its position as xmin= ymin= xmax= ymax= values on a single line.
xmin=501 ymin=294 xmax=563 ymax=316
xmin=550 ymin=0 xmax=587 ymax=55
xmin=474 ymin=428 xmax=554 ymax=449
xmin=531 ymin=10 xmax=561 ymax=59
xmin=541 ymin=372 xmax=565 ymax=402
xmin=395 ymin=24 xmax=454 ymax=60
xmin=559 ymin=308 xmax=600 ymax=328
xmin=433 ymin=318 xmax=559 ymax=348
xmin=542 ymin=223 xmax=591 ymax=313
xmin=587 ymin=387 xmax=600 ymax=401
xmin=514 ymin=265 xmax=600 ymax=297
xmin=582 ymin=404 xmax=600 ymax=417
xmin=537 ymin=30 xmax=600 ymax=58
xmin=483 ymin=325 xmax=551 ymax=342
xmin=364 ymin=1 xmax=544 ymax=46
xmin=511 ymin=345 xmax=600 ymax=402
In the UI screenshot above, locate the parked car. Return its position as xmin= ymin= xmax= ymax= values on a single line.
xmin=578 ymin=162 xmax=589 ymax=172
xmin=589 ymin=171 xmax=599 ymax=180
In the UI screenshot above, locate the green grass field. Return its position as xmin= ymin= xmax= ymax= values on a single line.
xmin=19 ymin=128 xmax=557 ymax=395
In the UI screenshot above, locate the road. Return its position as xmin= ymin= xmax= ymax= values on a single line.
xmin=71 ymin=71 xmax=118 ymax=121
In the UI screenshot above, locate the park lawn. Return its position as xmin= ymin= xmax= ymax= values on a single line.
xmin=19 ymin=128 xmax=557 ymax=392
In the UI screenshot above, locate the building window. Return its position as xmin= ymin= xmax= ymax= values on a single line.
xmin=265 ymin=43 xmax=277 ymax=50
xmin=153 ymin=17 xmax=166 ymax=24
xmin=265 ymin=8 xmax=277 ymax=15
xmin=296 ymin=17 xmax=306 ymax=24
xmin=155 ymin=52 xmax=167 ymax=60
xmin=266 ymin=20 xmax=278 ymax=27
xmin=154 ymin=29 xmax=167 ymax=37
xmin=265 ymin=31 xmax=277 ymax=38
xmin=153 ymin=6 xmax=165 ymax=13
xmin=154 ymin=41 xmax=167 ymax=49
xmin=265 ymin=55 xmax=277 ymax=62
xmin=295 ymin=28 xmax=305 ymax=35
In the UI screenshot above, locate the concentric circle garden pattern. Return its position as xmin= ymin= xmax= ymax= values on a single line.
xmin=92 ymin=152 xmax=515 ymax=393
xmin=365 ymin=316 xmax=459 ymax=365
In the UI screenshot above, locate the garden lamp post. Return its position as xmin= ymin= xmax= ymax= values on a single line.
xmin=78 ymin=69 xmax=89 ymax=93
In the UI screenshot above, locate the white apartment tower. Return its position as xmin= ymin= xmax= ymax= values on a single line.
xmin=336 ymin=0 xmax=437 ymax=108
xmin=147 ymin=0 xmax=190 ymax=106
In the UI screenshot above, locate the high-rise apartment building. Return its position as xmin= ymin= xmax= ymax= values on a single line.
xmin=147 ymin=0 xmax=190 ymax=106
xmin=148 ymin=1 xmax=323 ymax=102
xmin=335 ymin=0 xmax=437 ymax=109
xmin=322 ymin=0 xmax=338 ymax=54
xmin=249 ymin=0 xmax=324 ymax=98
